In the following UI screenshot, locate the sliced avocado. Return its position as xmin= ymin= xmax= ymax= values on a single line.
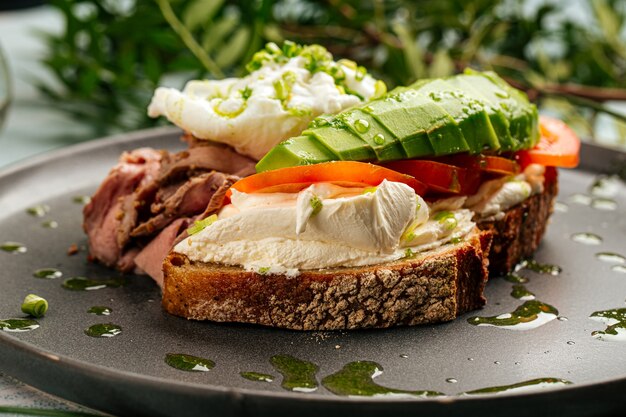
xmin=366 ymin=94 xmax=432 ymax=157
xmin=340 ymin=109 xmax=406 ymax=161
xmin=255 ymin=135 xmax=336 ymax=172
xmin=413 ymin=79 xmax=500 ymax=153
xmin=303 ymin=123 xmax=375 ymax=161
xmin=256 ymin=71 xmax=539 ymax=172
xmin=476 ymin=70 xmax=540 ymax=149
xmin=446 ymin=76 xmax=516 ymax=151
xmin=457 ymin=72 xmax=531 ymax=151
xmin=371 ymin=90 xmax=469 ymax=156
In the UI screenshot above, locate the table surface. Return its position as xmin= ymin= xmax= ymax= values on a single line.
xmin=1 ymin=4 xmax=625 ymax=417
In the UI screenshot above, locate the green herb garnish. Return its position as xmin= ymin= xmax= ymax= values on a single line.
xmin=26 ymin=204 xmax=50 ymax=217
xmin=355 ymin=65 xmax=367 ymax=81
xmin=21 ymin=294 xmax=48 ymax=318
xmin=213 ymin=99 xmax=246 ymax=118
xmin=187 ymin=214 xmax=218 ymax=235
xmin=310 ymin=196 xmax=323 ymax=215
xmin=240 ymin=86 xmax=253 ymax=100
xmin=287 ymin=106 xmax=313 ymax=117
xmin=273 ymin=79 xmax=289 ymax=101
xmin=245 ymin=41 xmax=379 ymax=100
xmin=404 ymin=248 xmax=416 ymax=258
xmin=258 ymin=267 xmax=270 ymax=274
xmin=433 ymin=211 xmax=458 ymax=231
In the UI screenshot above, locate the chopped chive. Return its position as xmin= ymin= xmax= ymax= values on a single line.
xmin=273 ymin=79 xmax=289 ymax=101
xmin=187 ymin=214 xmax=218 ymax=236
xmin=310 ymin=196 xmax=323 ymax=215
xmin=21 ymin=294 xmax=48 ymax=318
xmin=434 ymin=211 xmax=458 ymax=231
xmin=355 ymin=65 xmax=367 ymax=81
xmin=240 ymin=86 xmax=253 ymax=100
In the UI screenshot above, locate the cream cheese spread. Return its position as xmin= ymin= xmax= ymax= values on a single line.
xmin=465 ymin=164 xmax=545 ymax=220
xmin=175 ymin=181 xmax=475 ymax=275
xmin=148 ymin=43 xmax=384 ymax=160
xmin=173 ymin=165 xmax=545 ymax=275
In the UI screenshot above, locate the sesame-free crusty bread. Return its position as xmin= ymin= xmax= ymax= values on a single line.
xmin=162 ymin=229 xmax=492 ymax=330
xmin=477 ymin=167 xmax=558 ymax=276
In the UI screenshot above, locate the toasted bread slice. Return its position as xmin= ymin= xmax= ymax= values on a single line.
xmin=162 ymin=229 xmax=492 ymax=330
xmin=161 ymin=169 xmax=557 ymax=330
xmin=477 ymin=167 xmax=558 ymax=276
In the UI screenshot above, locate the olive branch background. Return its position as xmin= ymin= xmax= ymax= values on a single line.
xmin=38 ymin=0 xmax=626 ymax=143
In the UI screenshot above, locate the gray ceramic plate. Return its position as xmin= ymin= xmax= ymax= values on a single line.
xmin=1 ymin=128 xmax=625 ymax=417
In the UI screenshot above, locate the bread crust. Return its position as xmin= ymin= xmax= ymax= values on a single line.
xmin=477 ymin=167 xmax=558 ymax=276
xmin=162 ymin=230 xmax=492 ymax=330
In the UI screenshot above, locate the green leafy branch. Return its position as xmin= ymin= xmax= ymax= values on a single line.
xmin=154 ymin=0 xmax=224 ymax=78
xmin=37 ymin=0 xmax=626 ymax=143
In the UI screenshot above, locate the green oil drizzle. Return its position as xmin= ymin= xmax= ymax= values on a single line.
xmin=321 ymin=361 xmax=442 ymax=397
xmin=590 ymin=175 xmax=620 ymax=198
xmin=553 ymin=202 xmax=568 ymax=213
xmin=519 ymin=259 xmax=562 ymax=276
xmin=42 ymin=220 xmax=59 ymax=229
xmin=468 ymin=300 xmax=558 ymax=329
xmin=33 ymin=268 xmax=63 ymax=279
xmin=165 ymin=353 xmax=215 ymax=372
xmin=241 ymin=371 xmax=274 ymax=382
xmin=511 ymin=285 xmax=535 ymax=300
xmin=596 ymin=252 xmax=626 ymax=264
xmin=88 ymin=306 xmax=112 ymax=316
xmin=613 ymin=265 xmax=626 ymax=274
xmin=571 ymin=232 xmax=602 ymax=245
xmin=591 ymin=198 xmax=617 ymax=211
xmin=270 ymin=354 xmax=319 ymax=392
xmin=568 ymin=193 xmax=591 ymax=205
xmin=463 ymin=378 xmax=572 ymax=395
xmin=590 ymin=308 xmax=626 ymax=341
xmin=1 ymin=242 xmax=26 ymax=254
xmin=73 ymin=195 xmax=91 ymax=204
xmin=0 ymin=319 xmax=39 ymax=332
xmin=504 ymin=272 xmax=528 ymax=284
xmin=26 ymin=204 xmax=50 ymax=217
xmin=84 ymin=323 xmax=122 ymax=338
xmin=62 ymin=277 xmax=125 ymax=291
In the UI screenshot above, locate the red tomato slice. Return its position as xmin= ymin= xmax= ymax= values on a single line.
xmin=381 ymin=160 xmax=481 ymax=195
xmin=228 ymin=161 xmax=428 ymax=196
xmin=515 ymin=115 xmax=580 ymax=168
xmin=440 ymin=154 xmax=520 ymax=176
xmin=251 ymin=181 xmax=374 ymax=194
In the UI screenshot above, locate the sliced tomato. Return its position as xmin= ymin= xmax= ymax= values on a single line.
xmin=227 ymin=161 xmax=428 ymax=196
xmin=381 ymin=160 xmax=481 ymax=195
xmin=440 ymin=154 xmax=520 ymax=176
xmin=251 ymin=181 xmax=372 ymax=194
xmin=515 ymin=115 xmax=580 ymax=168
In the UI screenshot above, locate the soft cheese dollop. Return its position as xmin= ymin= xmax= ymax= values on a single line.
xmin=175 ymin=181 xmax=474 ymax=275
xmin=148 ymin=43 xmax=384 ymax=160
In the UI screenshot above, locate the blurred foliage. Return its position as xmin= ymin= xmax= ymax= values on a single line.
xmin=39 ymin=0 xmax=626 ymax=142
